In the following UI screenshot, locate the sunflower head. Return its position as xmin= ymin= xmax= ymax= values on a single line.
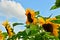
xmin=25 ymin=8 xmax=37 ymax=24
xmin=39 ymin=17 xmax=59 ymax=37
xmin=43 ymin=22 xmax=59 ymax=37
xmin=2 ymin=21 xmax=14 ymax=37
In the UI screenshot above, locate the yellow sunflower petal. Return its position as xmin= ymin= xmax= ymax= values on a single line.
xmin=39 ymin=17 xmax=45 ymax=25
xmin=25 ymin=8 xmax=35 ymax=16
xmin=2 ymin=20 xmax=9 ymax=27
xmin=8 ymin=31 xmax=13 ymax=37
xmin=0 ymin=36 xmax=4 ymax=40
xmin=8 ymin=27 xmax=12 ymax=32
xmin=56 ymin=24 xmax=60 ymax=26
xmin=53 ymin=29 xmax=59 ymax=37
xmin=51 ymin=17 xmax=56 ymax=20
xmin=25 ymin=8 xmax=30 ymax=15
xmin=26 ymin=20 xmax=30 ymax=24
xmin=52 ymin=23 xmax=59 ymax=28
xmin=33 ymin=18 xmax=37 ymax=24
xmin=46 ymin=17 xmax=56 ymax=23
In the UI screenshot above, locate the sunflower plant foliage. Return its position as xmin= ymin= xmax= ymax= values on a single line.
xmin=50 ymin=0 xmax=60 ymax=10
xmin=0 ymin=9 xmax=60 ymax=40
xmin=0 ymin=0 xmax=60 ymax=40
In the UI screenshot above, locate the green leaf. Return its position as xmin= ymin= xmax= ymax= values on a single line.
xmin=35 ymin=11 xmax=40 ymax=15
xmin=50 ymin=0 xmax=60 ymax=10
xmin=2 ymin=32 xmax=8 ymax=38
xmin=55 ymin=15 xmax=60 ymax=19
xmin=13 ymin=23 xmax=24 ymax=27
xmin=50 ymin=5 xmax=58 ymax=10
xmin=30 ymin=24 xmax=38 ymax=30
xmin=7 ymin=35 xmax=17 ymax=40
xmin=51 ymin=19 xmax=60 ymax=24
xmin=55 ymin=0 xmax=60 ymax=7
xmin=17 ymin=31 xmax=27 ymax=38
xmin=26 ymin=28 xmax=31 ymax=35
xmin=25 ymin=24 xmax=30 ymax=28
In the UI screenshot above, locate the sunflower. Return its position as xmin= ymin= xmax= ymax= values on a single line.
xmin=0 ymin=30 xmax=4 ymax=40
xmin=25 ymin=8 xmax=37 ymax=24
xmin=2 ymin=21 xmax=14 ymax=37
xmin=39 ymin=17 xmax=59 ymax=37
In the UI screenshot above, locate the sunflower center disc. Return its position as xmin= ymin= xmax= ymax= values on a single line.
xmin=27 ymin=13 xmax=33 ymax=23
xmin=42 ymin=24 xmax=53 ymax=32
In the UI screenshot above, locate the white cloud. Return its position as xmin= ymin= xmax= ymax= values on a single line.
xmin=0 ymin=0 xmax=26 ymax=22
xmin=0 ymin=0 xmax=26 ymax=32
xmin=0 ymin=0 xmax=14 ymax=1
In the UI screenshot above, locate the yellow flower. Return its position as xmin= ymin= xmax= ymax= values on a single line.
xmin=7 ymin=25 xmax=14 ymax=37
xmin=2 ymin=20 xmax=9 ymax=27
xmin=39 ymin=17 xmax=59 ymax=37
xmin=2 ymin=21 xmax=14 ymax=37
xmin=25 ymin=8 xmax=37 ymax=24
xmin=0 ymin=30 xmax=4 ymax=40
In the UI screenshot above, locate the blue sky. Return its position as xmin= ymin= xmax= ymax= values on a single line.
xmin=15 ymin=0 xmax=60 ymax=17
xmin=0 ymin=0 xmax=60 ymax=33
